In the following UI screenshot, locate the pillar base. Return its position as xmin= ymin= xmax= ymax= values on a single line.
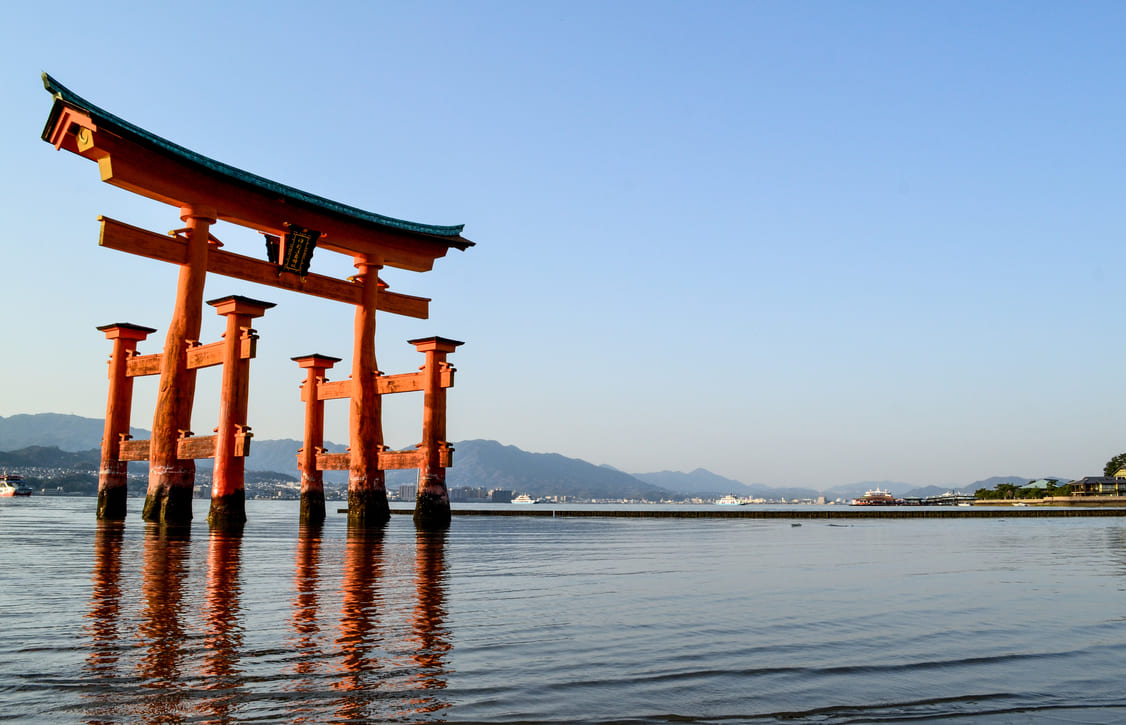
xmin=413 ymin=490 xmax=451 ymax=530
xmin=208 ymin=491 xmax=246 ymax=530
xmin=96 ymin=485 xmax=129 ymax=521
xmin=142 ymin=486 xmax=195 ymax=525
xmin=347 ymin=489 xmax=390 ymax=528
xmin=299 ymin=490 xmax=326 ymax=526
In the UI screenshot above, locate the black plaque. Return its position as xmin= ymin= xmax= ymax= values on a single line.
xmin=280 ymin=226 xmax=320 ymax=275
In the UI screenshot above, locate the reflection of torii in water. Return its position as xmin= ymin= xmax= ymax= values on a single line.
xmin=330 ymin=528 xmax=452 ymax=721
xmin=81 ymin=523 xmax=453 ymax=721
xmin=40 ymin=74 xmax=473 ymax=530
xmin=409 ymin=530 xmax=452 ymax=711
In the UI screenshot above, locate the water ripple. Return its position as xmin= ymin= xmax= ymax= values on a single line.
xmin=4 ymin=501 xmax=1126 ymax=722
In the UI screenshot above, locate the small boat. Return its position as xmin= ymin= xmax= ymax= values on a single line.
xmin=511 ymin=494 xmax=535 ymax=504
xmin=0 ymin=473 xmax=32 ymax=497
xmin=716 ymin=494 xmax=743 ymax=505
xmin=850 ymin=488 xmax=904 ymax=506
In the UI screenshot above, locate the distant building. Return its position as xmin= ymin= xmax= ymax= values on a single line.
xmin=1069 ymin=477 xmax=1126 ymax=496
xmin=490 ymin=489 xmax=514 ymax=503
xmin=398 ymin=484 xmax=417 ymax=502
xmin=450 ymin=486 xmax=490 ymax=502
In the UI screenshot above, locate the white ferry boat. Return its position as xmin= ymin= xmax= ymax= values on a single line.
xmin=0 ymin=473 xmax=32 ymax=497
xmin=511 ymin=494 xmax=535 ymax=504
xmin=716 ymin=494 xmax=743 ymax=505
xmin=850 ymin=488 xmax=903 ymax=506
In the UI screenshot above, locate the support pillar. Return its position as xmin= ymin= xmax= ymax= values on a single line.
xmin=144 ymin=205 xmax=216 ymax=525
xmin=96 ymin=323 xmax=156 ymax=520
xmin=293 ymin=354 xmax=340 ymax=526
xmin=410 ymin=337 xmax=464 ymax=529
xmin=207 ymin=295 xmax=275 ymax=530
xmin=347 ymin=257 xmax=389 ymax=527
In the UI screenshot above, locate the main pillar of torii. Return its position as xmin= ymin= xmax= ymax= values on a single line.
xmin=40 ymin=74 xmax=473 ymax=528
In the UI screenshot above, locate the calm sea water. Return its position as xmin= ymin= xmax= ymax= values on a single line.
xmin=2 ymin=498 xmax=1126 ymax=723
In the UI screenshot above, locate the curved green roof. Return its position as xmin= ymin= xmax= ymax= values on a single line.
xmin=41 ymin=73 xmax=469 ymax=243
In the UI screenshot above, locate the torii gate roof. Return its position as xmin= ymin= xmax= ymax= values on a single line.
xmin=41 ymin=73 xmax=473 ymax=272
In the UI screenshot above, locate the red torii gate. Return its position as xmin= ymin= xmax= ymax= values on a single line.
xmin=40 ymin=74 xmax=473 ymax=530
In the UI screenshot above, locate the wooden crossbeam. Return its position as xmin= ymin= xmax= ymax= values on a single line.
xmin=177 ymin=435 xmax=218 ymax=460
xmin=188 ymin=339 xmax=254 ymax=369
xmin=315 ymin=379 xmax=352 ymax=401
xmin=314 ymin=446 xmax=452 ymax=471
xmin=125 ymin=338 xmax=256 ymax=377
xmin=303 ymin=369 xmax=455 ymax=401
xmin=99 ymin=216 xmax=430 ymax=318
xmin=187 ymin=341 xmax=226 ymax=370
xmin=115 ymin=434 xmax=250 ymax=460
xmin=378 ymin=371 xmax=426 ymax=395
xmin=119 ymin=439 xmax=151 ymax=461
xmin=125 ymin=353 xmax=161 ymax=377
xmin=316 ymin=452 xmax=351 ymax=470
xmin=379 ymin=450 xmax=425 ymax=470
xmin=77 ymin=128 xmax=460 ymax=271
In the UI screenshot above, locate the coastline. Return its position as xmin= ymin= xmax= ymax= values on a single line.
xmin=378 ymin=506 xmax=1126 ymax=519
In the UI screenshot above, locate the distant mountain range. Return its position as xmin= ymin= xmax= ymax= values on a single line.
xmin=0 ymin=413 xmax=150 ymax=452
xmin=0 ymin=413 xmax=1070 ymax=499
xmin=631 ymin=468 xmax=820 ymax=500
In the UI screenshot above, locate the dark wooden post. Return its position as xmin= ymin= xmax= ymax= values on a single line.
xmin=410 ymin=337 xmax=463 ymax=529
xmin=96 ymin=323 xmax=156 ymax=520
xmin=207 ymin=295 xmax=275 ymax=530
xmin=293 ymin=354 xmax=340 ymax=526
xmin=143 ymin=205 xmax=215 ymax=525
xmin=348 ymin=257 xmax=389 ymax=527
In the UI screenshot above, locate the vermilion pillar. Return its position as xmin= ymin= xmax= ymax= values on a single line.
xmin=293 ymin=354 xmax=340 ymax=526
xmin=207 ymin=295 xmax=275 ymax=530
xmin=348 ymin=257 xmax=389 ymax=527
xmin=410 ymin=337 xmax=463 ymax=529
xmin=96 ymin=322 xmax=156 ymax=520
xmin=144 ymin=205 xmax=215 ymax=525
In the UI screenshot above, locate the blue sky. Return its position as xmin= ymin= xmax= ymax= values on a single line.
xmin=1 ymin=1 xmax=1124 ymax=489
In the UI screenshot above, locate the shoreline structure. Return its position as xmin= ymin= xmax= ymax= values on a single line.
xmin=376 ymin=505 xmax=1126 ymax=520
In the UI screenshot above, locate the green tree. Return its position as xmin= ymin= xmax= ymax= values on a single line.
xmin=1105 ymin=454 xmax=1126 ymax=477
xmin=995 ymin=482 xmax=1019 ymax=500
